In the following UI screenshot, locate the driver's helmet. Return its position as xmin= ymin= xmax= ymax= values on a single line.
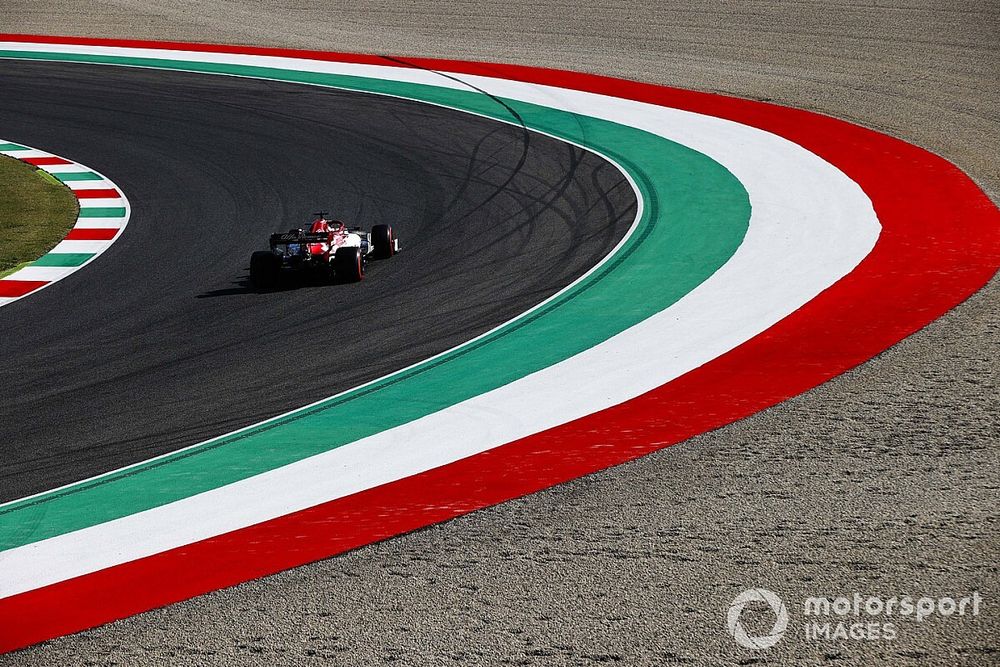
xmin=329 ymin=220 xmax=346 ymax=232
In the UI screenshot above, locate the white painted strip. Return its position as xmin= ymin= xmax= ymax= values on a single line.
xmin=77 ymin=198 xmax=123 ymax=207
xmin=48 ymin=240 xmax=109 ymax=254
xmin=39 ymin=163 xmax=89 ymax=174
xmin=0 ymin=148 xmax=51 ymax=158
xmin=72 ymin=218 xmax=126 ymax=229
xmin=0 ymin=44 xmax=879 ymax=597
xmin=65 ymin=180 xmax=113 ymax=190
xmin=4 ymin=266 xmax=78 ymax=282
xmin=0 ymin=297 xmax=17 ymax=307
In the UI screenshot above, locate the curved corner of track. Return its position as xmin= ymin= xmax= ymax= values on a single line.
xmin=0 ymin=140 xmax=130 ymax=306
xmin=0 ymin=34 xmax=998 ymax=655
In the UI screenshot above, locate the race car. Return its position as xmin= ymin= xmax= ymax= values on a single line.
xmin=249 ymin=215 xmax=397 ymax=288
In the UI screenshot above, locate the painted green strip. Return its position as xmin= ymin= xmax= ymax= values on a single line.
xmin=78 ymin=206 xmax=126 ymax=217
xmin=56 ymin=171 xmax=103 ymax=182
xmin=0 ymin=52 xmax=750 ymax=550
xmin=32 ymin=252 xmax=95 ymax=267
xmin=0 ymin=143 xmax=28 ymax=150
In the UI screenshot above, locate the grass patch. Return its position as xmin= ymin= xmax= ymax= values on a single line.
xmin=0 ymin=154 xmax=79 ymax=278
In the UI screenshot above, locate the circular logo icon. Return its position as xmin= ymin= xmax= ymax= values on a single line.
xmin=727 ymin=588 xmax=788 ymax=649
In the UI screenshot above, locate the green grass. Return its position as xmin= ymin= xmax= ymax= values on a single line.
xmin=0 ymin=154 xmax=79 ymax=278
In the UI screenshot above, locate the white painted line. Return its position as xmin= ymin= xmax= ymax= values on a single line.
xmin=48 ymin=240 xmax=110 ymax=254
xmin=77 ymin=198 xmax=123 ymax=207
xmin=5 ymin=266 xmax=78 ymax=282
xmin=38 ymin=163 xmax=89 ymax=174
xmin=65 ymin=180 xmax=113 ymax=190
xmin=72 ymin=218 xmax=126 ymax=229
xmin=0 ymin=149 xmax=51 ymax=158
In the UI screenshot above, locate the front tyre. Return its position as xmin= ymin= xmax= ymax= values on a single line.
xmin=371 ymin=224 xmax=395 ymax=259
xmin=250 ymin=251 xmax=280 ymax=289
xmin=334 ymin=246 xmax=365 ymax=282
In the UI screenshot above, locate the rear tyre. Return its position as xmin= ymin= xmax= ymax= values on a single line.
xmin=371 ymin=224 xmax=395 ymax=259
xmin=250 ymin=251 xmax=280 ymax=289
xmin=334 ymin=246 xmax=365 ymax=282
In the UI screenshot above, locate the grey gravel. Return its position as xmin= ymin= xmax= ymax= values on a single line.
xmin=2 ymin=1 xmax=998 ymax=665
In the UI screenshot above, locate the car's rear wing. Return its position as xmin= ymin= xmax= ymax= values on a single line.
xmin=269 ymin=231 xmax=330 ymax=244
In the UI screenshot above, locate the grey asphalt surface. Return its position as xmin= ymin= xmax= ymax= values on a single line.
xmin=2 ymin=1 xmax=998 ymax=665
xmin=0 ymin=60 xmax=634 ymax=501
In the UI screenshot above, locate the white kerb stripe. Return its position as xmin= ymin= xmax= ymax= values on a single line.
xmin=77 ymin=198 xmax=123 ymax=207
xmin=36 ymin=163 xmax=89 ymax=174
xmin=49 ymin=240 xmax=110 ymax=254
xmin=72 ymin=219 xmax=126 ymax=229
xmin=65 ymin=180 xmax=114 ymax=190
xmin=0 ymin=149 xmax=51 ymax=158
xmin=3 ymin=266 xmax=78 ymax=282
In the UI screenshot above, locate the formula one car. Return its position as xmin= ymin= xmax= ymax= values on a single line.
xmin=250 ymin=214 xmax=398 ymax=288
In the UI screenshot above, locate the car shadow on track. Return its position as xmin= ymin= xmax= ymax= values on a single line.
xmin=196 ymin=271 xmax=356 ymax=298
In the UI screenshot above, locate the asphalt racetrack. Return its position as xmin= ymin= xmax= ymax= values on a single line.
xmin=2 ymin=1 xmax=998 ymax=665
xmin=0 ymin=60 xmax=635 ymax=501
